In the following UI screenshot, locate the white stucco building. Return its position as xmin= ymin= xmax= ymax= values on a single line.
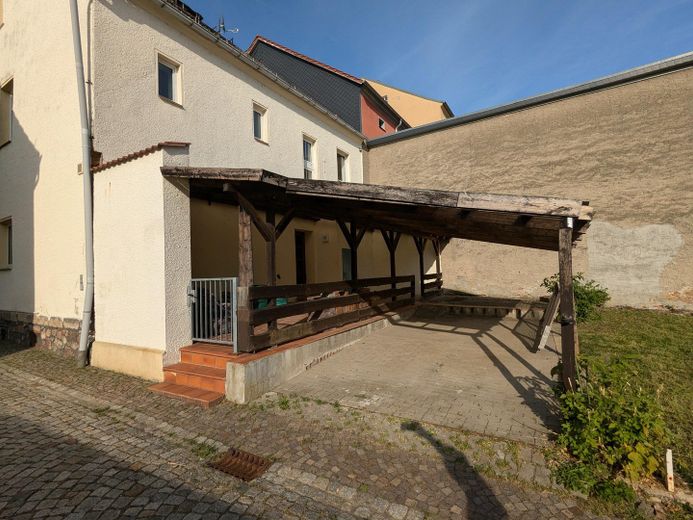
xmin=1 ymin=0 xmax=411 ymax=382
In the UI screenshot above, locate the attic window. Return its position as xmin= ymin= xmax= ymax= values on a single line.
xmin=378 ymin=118 xmax=385 ymax=131
xmin=158 ymin=55 xmax=181 ymax=104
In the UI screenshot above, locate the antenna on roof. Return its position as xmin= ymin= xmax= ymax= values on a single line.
xmin=214 ymin=16 xmax=239 ymax=43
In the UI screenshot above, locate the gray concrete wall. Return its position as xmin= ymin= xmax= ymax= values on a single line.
xmin=364 ymin=66 xmax=693 ymax=309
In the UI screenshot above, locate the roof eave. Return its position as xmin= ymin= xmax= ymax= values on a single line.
xmin=367 ymin=50 xmax=693 ymax=148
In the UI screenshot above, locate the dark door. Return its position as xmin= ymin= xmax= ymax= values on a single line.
xmin=341 ymin=248 xmax=352 ymax=281
xmin=295 ymin=231 xmax=307 ymax=284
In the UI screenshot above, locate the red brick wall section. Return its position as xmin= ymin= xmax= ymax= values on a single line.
xmin=360 ymin=94 xmax=399 ymax=139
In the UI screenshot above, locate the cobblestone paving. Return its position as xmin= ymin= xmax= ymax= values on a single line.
xmin=0 ymin=343 xmax=607 ymax=519
xmin=279 ymin=312 xmax=561 ymax=445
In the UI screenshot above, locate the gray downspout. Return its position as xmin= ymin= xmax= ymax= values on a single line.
xmin=69 ymin=0 xmax=95 ymax=367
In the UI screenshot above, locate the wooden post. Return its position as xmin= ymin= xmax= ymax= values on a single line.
xmin=381 ymin=230 xmax=401 ymax=301
xmin=265 ymin=209 xmax=277 ymax=331
xmin=237 ymin=205 xmax=254 ymax=352
xmin=558 ymin=218 xmax=577 ymax=390
xmin=338 ymin=220 xmax=366 ymax=282
xmin=414 ymin=236 xmax=426 ymax=299
xmin=433 ymin=239 xmax=441 ymax=292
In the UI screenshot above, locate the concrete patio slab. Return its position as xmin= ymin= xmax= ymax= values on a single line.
xmin=277 ymin=306 xmax=562 ymax=445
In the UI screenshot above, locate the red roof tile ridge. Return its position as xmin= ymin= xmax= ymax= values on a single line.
xmin=91 ymin=141 xmax=190 ymax=173
xmin=248 ymin=35 xmax=364 ymax=85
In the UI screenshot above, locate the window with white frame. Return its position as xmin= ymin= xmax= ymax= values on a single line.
xmin=158 ymin=54 xmax=181 ymax=104
xmin=0 ymin=218 xmax=12 ymax=269
xmin=0 ymin=78 xmax=13 ymax=147
xmin=303 ymin=136 xmax=315 ymax=179
xmin=252 ymin=103 xmax=267 ymax=142
xmin=378 ymin=117 xmax=385 ymax=131
xmin=337 ymin=151 xmax=348 ymax=182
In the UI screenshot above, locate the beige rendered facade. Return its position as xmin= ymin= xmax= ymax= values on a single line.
xmin=367 ymin=79 xmax=453 ymax=127
xmin=0 ymin=0 xmax=392 ymax=380
xmin=0 ymin=0 xmax=90 ymax=352
xmin=365 ymin=58 xmax=693 ymax=309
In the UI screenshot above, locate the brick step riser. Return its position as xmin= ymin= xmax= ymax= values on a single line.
xmin=163 ymin=371 xmax=226 ymax=393
xmin=180 ymin=351 xmax=230 ymax=369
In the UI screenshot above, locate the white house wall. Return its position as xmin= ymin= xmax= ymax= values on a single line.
xmin=91 ymin=148 xmax=192 ymax=379
xmin=91 ymin=0 xmax=364 ymax=182
xmin=0 ymin=0 xmax=90 ymax=351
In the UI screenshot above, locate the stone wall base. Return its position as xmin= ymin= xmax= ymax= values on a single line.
xmin=0 ymin=310 xmax=81 ymax=357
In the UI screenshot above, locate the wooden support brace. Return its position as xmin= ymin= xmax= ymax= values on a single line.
xmin=224 ymin=183 xmax=274 ymax=242
xmin=275 ymin=208 xmax=296 ymax=239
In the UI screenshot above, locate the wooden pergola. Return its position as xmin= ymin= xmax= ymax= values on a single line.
xmin=162 ymin=167 xmax=593 ymax=390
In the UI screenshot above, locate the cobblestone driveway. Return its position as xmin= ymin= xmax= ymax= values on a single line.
xmin=0 ymin=343 xmax=605 ymax=519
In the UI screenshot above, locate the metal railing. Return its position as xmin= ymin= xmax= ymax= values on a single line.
xmin=189 ymin=277 xmax=237 ymax=350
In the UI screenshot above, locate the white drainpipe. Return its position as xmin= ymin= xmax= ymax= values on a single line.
xmin=69 ymin=0 xmax=95 ymax=367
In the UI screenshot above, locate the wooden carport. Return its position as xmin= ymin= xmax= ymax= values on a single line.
xmin=162 ymin=167 xmax=593 ymax=390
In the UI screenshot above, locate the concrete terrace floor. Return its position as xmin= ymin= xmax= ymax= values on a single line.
xmin=278 ymin=306 xmax=562 ymax=445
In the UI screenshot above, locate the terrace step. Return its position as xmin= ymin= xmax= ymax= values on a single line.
xmin=149 ymin=382 xmax=225 ymax=409
xmin=163 ymin=362 xmax=226 ymax=393
xmin=180 ymin=343 xmax=235 ymax=369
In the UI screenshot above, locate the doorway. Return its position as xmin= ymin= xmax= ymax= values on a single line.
xmin=295 ymin=231 xmax=307 ymax=284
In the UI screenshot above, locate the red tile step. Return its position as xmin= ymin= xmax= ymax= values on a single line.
xmin=163 ymin=362 xmax=226 ymax=393
xmin=148 ymin=344 xmax=235 ymax=408
xmin=149 ymin=382 xmax=224 ymax=409
xmin=180 ymin=343 xmax=235 ymax=369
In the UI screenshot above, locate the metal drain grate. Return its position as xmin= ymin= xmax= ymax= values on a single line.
xmin=208 ymin=448 xmax=272 ymax=481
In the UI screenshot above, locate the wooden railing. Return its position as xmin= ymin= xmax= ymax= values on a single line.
xmin=422 ymin=273 xmax=443 ymax=298
xmin=241 ymin=275 xmax=415 ymax=351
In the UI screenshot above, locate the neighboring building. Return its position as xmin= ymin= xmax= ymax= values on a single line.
xmin=0 ymin=0 xmax=391 ymax=380
xmin=365 ymin=53 xmax=693 ymax=310
xmin=247 ymin=35 xmax=410 ymax=139
xmin=367 ymin=79 xmax=454 ymax=127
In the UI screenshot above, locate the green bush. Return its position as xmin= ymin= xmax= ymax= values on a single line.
xmin=555 ymin=359 xmax=668 ymax=486
xmin=542 ymin=273 xmax=609 ymax=322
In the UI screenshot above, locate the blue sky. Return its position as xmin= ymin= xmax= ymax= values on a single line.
xmin=186 ymin=0 xmax=693 ymax=115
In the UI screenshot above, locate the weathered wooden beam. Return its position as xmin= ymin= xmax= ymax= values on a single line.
xmin=380 ymin=230 xmax=402 ymax=301
xmin=237 ymin=205 xmax=254 ymax=352
xmin=223 ymin=183 xmax=274 ymax=242
xmin=514 ymin=215 xmax=533 ymax=226
xmin=274 ymin=208 xmax=296 ymax=239
xmin=349 ymin=222 xmax=359 ymax=280
xmin=558 ymin=218 xmax=578 ymax=391
xmin=413 ymin=236 xmax=427 ymax=298
xmin=337 ymin=219 xmax=353 ymax=247
xmin=265 ymin=210 xmax=277 ymax=331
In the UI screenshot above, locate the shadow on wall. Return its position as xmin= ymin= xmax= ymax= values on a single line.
xmin=0 ymin=117 xmax=41 ymax=348
xmin=402 ymin=421 xmax=508 ymax=518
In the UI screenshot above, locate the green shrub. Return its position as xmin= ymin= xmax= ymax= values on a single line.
xmin=542 ymin=273 xmax=610 ymax=322
xmin=555 ymin=359 xmax=668 ymax=484
xmin=554 ymin=460 xmax=603 ymax=494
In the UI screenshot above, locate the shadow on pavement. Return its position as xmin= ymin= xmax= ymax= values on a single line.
xmin=402 ymin=420 xmax=509 ymax=519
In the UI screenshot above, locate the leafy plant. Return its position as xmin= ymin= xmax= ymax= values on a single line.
xmin=542 ymin=273 xmax=610 ymax=322
xmin=555 ymin=359 xmax=668 ymax=486
xmin=554 ymin=460 xmax=602 ymax=494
